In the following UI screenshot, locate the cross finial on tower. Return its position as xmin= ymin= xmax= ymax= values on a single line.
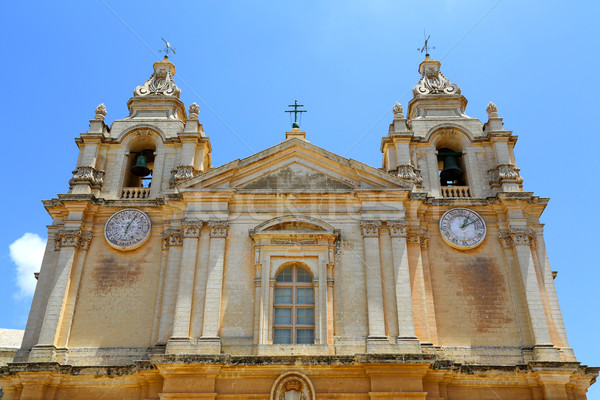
xmin=160 ymin=37 xmax=176 ymax=57
xmin=417 ymin=30 xmax=435 ymax=58
xmin=285 ymin=100 xmax=307 ymax=129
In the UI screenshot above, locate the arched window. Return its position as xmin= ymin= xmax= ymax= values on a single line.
xmin=273 ymin=265 xmax=315 ymax=344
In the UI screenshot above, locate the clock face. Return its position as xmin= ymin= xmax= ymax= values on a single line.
xmin=439 ymin=208 xmax=486 ymax=250
xmin=104 ymin=209 xmax=151 ymax=251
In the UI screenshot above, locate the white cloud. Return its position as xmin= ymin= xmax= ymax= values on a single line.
xmin=9 ymin=233 xmax=47 ymax=299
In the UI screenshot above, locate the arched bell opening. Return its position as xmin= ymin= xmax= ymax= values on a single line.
xmin=437 ymin=147 xmax=466 ymax=187
xmin=124 ymin=137 xmax=157 ymax=189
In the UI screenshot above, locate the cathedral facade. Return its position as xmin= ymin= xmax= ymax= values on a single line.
xmin=0 ymin=55 xmax=596 ymax=399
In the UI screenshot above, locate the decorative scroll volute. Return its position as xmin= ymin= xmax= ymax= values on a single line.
xmin=413 ymin=57 xmax=460 ymax=96
xmin=134 ymin=57 xmax=181 ymax=98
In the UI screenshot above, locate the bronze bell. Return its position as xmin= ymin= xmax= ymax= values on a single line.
xmin=439 ymin=150 xmax=464 ymax=185
xmin=131 ymin=152 xmax=151 ymax=177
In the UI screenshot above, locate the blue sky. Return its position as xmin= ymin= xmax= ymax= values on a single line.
xmin=1 ymin=1 xmax=598 ymax=396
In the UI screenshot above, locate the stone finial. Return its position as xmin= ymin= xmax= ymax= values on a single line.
xmin=95 ymin=103 xmax=107 ymax=120
xmin=392 ymin=102 xmax=404 ymax=119
xmin=486 ymin=101 xmax=498 ymax=118
xmin=413 ymin=57 xmax=460 ymax=96
xmin=134 ymin=56 xmax=181 ymax=98
xmin=188 ymin=102 xmax=200 ymax=119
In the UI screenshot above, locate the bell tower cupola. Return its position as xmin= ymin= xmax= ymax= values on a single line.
xmin=381 ymin=55 xmax=523 ymax=199
xmin=67 ymin=56 xmax=212 ymax=200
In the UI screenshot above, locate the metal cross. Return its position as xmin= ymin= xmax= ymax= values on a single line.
xmin=160 ymin=37 xmax=176 ymax=56
xmin=417 ymin=30 xmax=435 ymax=57
xmin=285 ymin=100 xmax=307 ymax=128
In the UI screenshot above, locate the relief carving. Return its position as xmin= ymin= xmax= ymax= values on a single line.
xmin=55 ymin=230 xmax=92 ymax=250
xmin=270 ymin=372 xmax=315 ymax=400
xmin=134 ymin=58 xmax=181 ymax=98
xmin=413 ymin=59 xmax=460 ymax=96
xmin=171 ymin=165 xmax=198 ymax=185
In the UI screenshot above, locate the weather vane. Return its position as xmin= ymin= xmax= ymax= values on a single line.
xmin=285 ymin=100 xmax=307 ymax=129
xmin=160 ymin=37 xmax=176 ymax=57
xmin=417 ymin=30 xmax=435 ymax=57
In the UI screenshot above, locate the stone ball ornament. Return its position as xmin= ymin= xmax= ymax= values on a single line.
xmin=439 ymin=207 xmax=486 ymax=250
xmin=104 ymin=208 xmax=151 ymax=251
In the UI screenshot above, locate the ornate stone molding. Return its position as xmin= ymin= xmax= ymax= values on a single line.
xmin=396 ymin=164 xmax=423 ymax=186
xmin=55 ymin=229 xmax=92 ymax=250
xmin=94 ymin=103 xmax=107 ymax=120
xmin=499 ymin=227 xmax=536 ymax=249
xmin=392 ymin=102 xmax=404 ymax=119
xmin=407 ymin=226 xmax=429 ymax=248
xmin=387 ymin=220 xmax=408 ymax=238
xmin=182 ymin=221 xmax=203 ymax=238
xmin=134 ymin=57 xmax=181 ymax=98
xmin=162 ymin=229 xmax=183 ymax=248
xmin=69 ymin=166 xmax=104 ymax=189
xmin=188 ymin=103 xmax=199 ymax=119
xmin=270 ymin=371 xmax=315 ymax=400
xmin=360 ymin=221 xmax=382 ymax=238
xmin=413 ymin=58 xmax=460 ymax=96
xmin=208 ymin=221 xmax=230 ymax=238
xmin=489 ymin=164 xmax=524 ymax=188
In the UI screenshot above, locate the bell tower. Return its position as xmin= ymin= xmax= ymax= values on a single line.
xmin=68 ymin=56 xmax=212 ymax=201
xmin=381 ymin=55 xmax=523 ymax=198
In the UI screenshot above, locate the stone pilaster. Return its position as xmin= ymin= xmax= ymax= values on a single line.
xmin=360 ymin=221 xmax=387 ymax=350
xmin=387 ymin=220 xmax=420 ymax=353
xmin=406 ymin=226 xmax=433 ymax=343
xmin=167 ymin=221 xmax=203 ymax=352
xmin=499 ymin=226 xmax=559 ymax=361
xmin=157 ymin=228 xmax=183 ymax=343
xmin=30 ymin=229 xmax=91 ymax=362
xmin=199 ymin=221 xmax=230 ymax=353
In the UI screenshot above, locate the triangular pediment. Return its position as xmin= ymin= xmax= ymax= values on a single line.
xmin=178 ymin=138 xmax=412 ymax=192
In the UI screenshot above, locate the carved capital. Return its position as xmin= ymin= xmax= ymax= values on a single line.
xmin=182 ymin=221 xmax=203 ymax=238
xmin=499 ymin=227 xmax=536 ymax=249
xmin=162 ymin=228 xmax=183 ymax=248
xmin=489 ymin=164 xmax=524 ymax=188
xmin=208 ymin=221 xmax=230 ymax=238
xmin=69 ymin=166 xmax=104 ymax=189
xmin=360 ymin=221 xmax=382 ymax=238
xmin=387 ymin=220 xmax=408 ymax=238
xmin=55 ymin=229 xmax=91 ymax=250
xmin=407 ymin=226 xmax=429 ymax=248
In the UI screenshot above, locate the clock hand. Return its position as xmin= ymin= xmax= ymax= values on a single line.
xmin=464 ymin=218 xmax=478 ymax=227
xmin=123 ymin=215 xmax=138 ymax=237
xmin=460 ymin=217 xmax=470 ymax=229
